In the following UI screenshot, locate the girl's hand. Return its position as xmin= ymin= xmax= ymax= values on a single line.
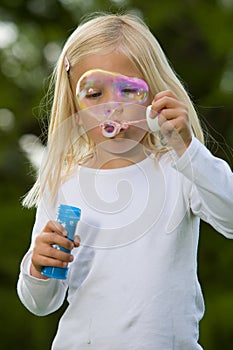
xmin=151 ymin=90 xmax=192 ymax=156
xmin=30 ymin=220 xmax=80 ymax=279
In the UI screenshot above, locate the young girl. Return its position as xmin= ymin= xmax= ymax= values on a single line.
xmin=17 ymin=13 xmax=233 ymax=350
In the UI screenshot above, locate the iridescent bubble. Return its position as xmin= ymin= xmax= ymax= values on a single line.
xmin=76 ymin=69 xmax=149 ymax=110
xmin=76 ymin=70 xmax=159 ymax=138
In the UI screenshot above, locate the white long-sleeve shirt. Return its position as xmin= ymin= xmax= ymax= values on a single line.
xmin=17 ymin=137 xmax=233 ymax=350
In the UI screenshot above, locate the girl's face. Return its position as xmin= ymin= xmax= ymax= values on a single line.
xmin=71 ymin=52 xmax=150 ymax=158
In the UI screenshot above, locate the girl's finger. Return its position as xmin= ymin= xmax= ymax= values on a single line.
xmin=158 ymin=106 xmax=188 ymax=122
xmin=32 ymin=254 xmax=70 ymax=270
xmin=37 ymin=231 xmax=74 ymax=250
xmin=42 ymin=245 xmax=74 ymax=262
xmin=43 ymin=220 xmax=68 ymax=236
xmin=73 ymin=235 xmax=81 ymax=247
xmin=153 ymin=90 xmax=178 ymax=101
xmin=152 ymin=97 xmax=186 ymax=115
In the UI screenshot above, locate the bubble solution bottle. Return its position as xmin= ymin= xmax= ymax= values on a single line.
xmin=41 ymin=204 xmax=81 ymax=280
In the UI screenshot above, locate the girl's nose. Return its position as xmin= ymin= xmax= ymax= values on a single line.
xmin=103 ymin=102 xmax=124 ymax=118
xmin=114 ymin=104 xmax=124 ymax=114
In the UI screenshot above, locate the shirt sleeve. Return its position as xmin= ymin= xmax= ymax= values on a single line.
xmin=17 ymin=196 xmax=68 ymax=316
xmin=172 ymin=137 xmax=233 ymax=238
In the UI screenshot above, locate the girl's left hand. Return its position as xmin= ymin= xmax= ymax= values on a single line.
xmin=151 ymin=90 xmax=192 ymax=156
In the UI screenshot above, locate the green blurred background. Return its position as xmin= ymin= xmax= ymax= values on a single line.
xmin=0 ymin=0 xmax=232 ymax=349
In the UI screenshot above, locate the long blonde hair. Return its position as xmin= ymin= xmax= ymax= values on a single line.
xmin=23 ymin=12 xmax=204 ymax=208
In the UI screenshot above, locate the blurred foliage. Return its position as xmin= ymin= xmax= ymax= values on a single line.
xmin=0 ymin=0 xmax=232 ymax=349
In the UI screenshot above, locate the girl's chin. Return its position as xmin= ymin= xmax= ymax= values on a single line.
xmin=98 ymin=137 xmax=144 ymax=155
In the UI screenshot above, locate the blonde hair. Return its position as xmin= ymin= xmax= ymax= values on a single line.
xmin=23 ymin=12 xmax=204 ymax=208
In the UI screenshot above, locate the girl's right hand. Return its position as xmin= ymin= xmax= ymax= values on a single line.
xmin=30 ymin=220 xmax=80 ymax=279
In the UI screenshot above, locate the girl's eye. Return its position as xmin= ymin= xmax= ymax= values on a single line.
xmin=85 ymin=88 xmax=102 ymax=99
xmin=121 ymin=87 xmax=147 ymax=102
xmin=121 ymin=88 xmax=139 ymax=96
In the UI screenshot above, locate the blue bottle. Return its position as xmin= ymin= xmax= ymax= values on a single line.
xmin=41 ymin=204 xmax=81 ymax=280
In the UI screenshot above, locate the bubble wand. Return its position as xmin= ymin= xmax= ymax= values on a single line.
xmin=99 ymin=105 xmax=159 ymax=138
